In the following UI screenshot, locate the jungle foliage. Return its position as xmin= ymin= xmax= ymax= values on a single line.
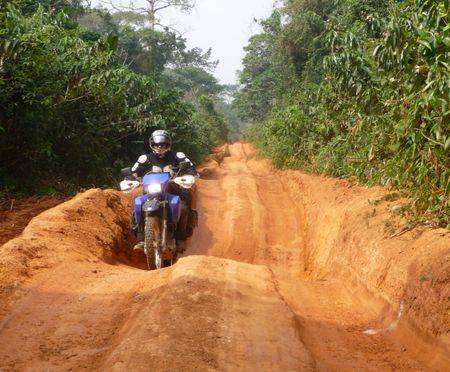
xmin=236 ymin=0 xmax=450 ymax=224
xmin=0 ymin=0 xmax=232 ymax=195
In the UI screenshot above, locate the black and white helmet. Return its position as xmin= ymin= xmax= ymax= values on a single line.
xmin=149 ymin=130 xmax=171 ymax=157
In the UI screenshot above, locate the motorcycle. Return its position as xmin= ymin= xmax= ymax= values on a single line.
xmin=119 ymin=161 xmax=197 ymax=270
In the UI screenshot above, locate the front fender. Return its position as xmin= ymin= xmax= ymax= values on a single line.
xmin=133 ymin=194 xmax=151 ymax=225
xmin=143 ymin=198 xmax=161 ymax=213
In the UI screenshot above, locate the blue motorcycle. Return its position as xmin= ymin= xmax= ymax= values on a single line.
xmin=120 ymin=162 xmax=196 ymax=270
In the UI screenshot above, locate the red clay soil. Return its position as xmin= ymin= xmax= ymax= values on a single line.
xmin=0 ymin=143 xmax=448 ymax=371
xmin=0 ymin=197 xmax=64 ymax=246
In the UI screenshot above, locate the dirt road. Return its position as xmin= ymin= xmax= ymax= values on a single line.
xmin=0 ymin=143 xmax=448 ymax=371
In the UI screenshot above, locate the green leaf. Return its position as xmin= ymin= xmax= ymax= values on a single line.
xmin=422 ymin=81 xmax=434 ymax=92
xmin=418 ymin=40 xmax=432 ymax=51
xmin=373 ymin=44 xmax=383 ymax=57
xmin=445 ymin=137 xmax=450 ymax=151
xmin=439 ymin=61 xmax=450 ymax=70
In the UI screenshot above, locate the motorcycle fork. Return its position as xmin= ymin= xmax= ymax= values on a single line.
xmin=161 ymin=200 xmax=169 ymax=251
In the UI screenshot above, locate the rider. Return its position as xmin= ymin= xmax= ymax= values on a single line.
xmin=130 ymin=129 xmax=198 ymax=251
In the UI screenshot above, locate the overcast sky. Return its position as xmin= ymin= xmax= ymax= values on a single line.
xmin=160 ymin=0 xmax=275 ymax=85
xmin=97 ymin=0 xmax=276 ymax=85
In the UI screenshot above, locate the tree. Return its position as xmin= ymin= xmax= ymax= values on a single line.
xmin=0 ymin=3 xmax=212 ymax=195
xmin=193 ymin=95 xmax=229 ymax=146
xmin=102 ymin=0 xmax=195 ymax=31
xmin=1 ymin=0 xmax=85 ymax=17
xmin=79 ymin=5 xmax=216 ymax=77
xmin=162 ymin=66 xmax=224 ymax=101
xmin=233 ymin=10 xmax=281 ymax=122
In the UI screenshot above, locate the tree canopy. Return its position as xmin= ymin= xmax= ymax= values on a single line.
xmin=0 ymin=0 xmax=230 ymax=196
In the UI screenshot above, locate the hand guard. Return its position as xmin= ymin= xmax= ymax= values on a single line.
xmin=120 ymin=180 xmax=141 ymax=193
xmin=173 ymin=175 xmax=197 ymax=189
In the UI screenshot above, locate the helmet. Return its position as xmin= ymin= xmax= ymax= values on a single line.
xmin=149 ymin=129 xmax=171 ymax=157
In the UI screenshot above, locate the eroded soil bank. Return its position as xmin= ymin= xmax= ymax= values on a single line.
xmin=0 ymin=143 xmax=448 ymax=371
xmin=0 ymin=197 xmax=65 ymax=246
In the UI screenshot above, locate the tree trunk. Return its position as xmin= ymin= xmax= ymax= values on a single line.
xmin=149 ymin=0 xmax=156 ymax=30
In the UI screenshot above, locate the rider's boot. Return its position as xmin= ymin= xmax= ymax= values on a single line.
xmin=133 ymin=241 xmax=145 ymax=251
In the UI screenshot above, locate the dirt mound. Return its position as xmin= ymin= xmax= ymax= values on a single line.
xmin=0 ymin=189 xmax=135 ymax=316
xmin=0 ymin=196 xmax=65 ymax=246
xmin=99 ymin=256 xmax=312 ymax=371
xmin=206 ymin=144 xmax=231 ymax=165
xmin=0 ymin=255 xmax=312 ymax=371
xmin=199 ymin=144 xmax=231 ymax=179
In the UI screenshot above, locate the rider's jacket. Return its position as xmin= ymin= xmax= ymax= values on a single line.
xmin=131 ymin=151 xmax=198 ymax=178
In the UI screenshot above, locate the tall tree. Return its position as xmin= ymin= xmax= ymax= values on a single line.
xmin=102 ymin=0 xmax=195 ymax=31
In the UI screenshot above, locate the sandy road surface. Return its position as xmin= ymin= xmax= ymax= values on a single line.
xmin=0 ymin=143 xmax=448 ymax=371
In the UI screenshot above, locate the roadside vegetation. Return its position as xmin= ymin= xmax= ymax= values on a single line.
xmin=0 ymin=0 xmax=238 ymax=196
xmin=235 ymin=0 xmax=449 ymax=225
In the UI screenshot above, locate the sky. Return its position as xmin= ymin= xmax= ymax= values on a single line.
xmin=97 ymin=0 xmax=276 ymax=85
xmin=160 ymin=0 xmax=275 ymax=85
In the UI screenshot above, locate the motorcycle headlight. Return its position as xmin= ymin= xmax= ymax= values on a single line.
xmin=146 ymin=183 xmax=162 ymax=194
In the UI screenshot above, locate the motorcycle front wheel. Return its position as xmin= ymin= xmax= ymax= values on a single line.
xmin=144 ymin=216 xmax=160 ymax=270
xmin=144 ymin=215 xmax=175 ymax=270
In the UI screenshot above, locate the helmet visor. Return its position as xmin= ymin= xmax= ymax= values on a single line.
xmin=153 ymin=143 xmax=170 ymax=149
xmin=152 ymin=135 xmax=170 ymax=145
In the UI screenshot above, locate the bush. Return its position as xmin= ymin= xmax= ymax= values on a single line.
xmin=0 ymin=4 xmax=215 ymax=194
